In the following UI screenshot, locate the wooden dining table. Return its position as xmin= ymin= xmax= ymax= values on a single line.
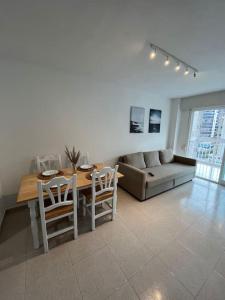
xmin=17 ymin=163 xmax=123 ymax=249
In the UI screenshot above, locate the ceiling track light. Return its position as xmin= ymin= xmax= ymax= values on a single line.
xmin=175 ymin=62 xmax=181 ymax=71
xmin=149 ymin=43 xmax=198 ymax=78
xmin=184 ymin=68 xmax=190 ymax=75
xmin=149 ymin=48 xmax=156 ymax=60
xmin=164 ymin=56 xmax=170 ymax=66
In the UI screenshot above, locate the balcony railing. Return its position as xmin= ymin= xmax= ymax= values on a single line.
xmin=196 ymin=163 xmax=220 ymax=182
xmin=187 ymin=138 xmax=225 ymax=166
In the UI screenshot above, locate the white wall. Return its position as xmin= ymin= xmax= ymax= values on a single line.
xmin=180 ymin=90 xmax=225 ymax=111
xmin=0 ymin=60 xmax=171 ymax=196
xmin=174 ymin=90 xmax=225 ymax=156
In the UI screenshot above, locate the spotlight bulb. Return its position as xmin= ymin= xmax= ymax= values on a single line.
xmin=175 ymin=63 xmax=181 ymax=71
xmin=164 ymin=57 xmax=170 ymax=66
xmin=184 ymin=68 xmax=189 ymax=75
xmin=149 ymin=49 xmax=156 ymax=60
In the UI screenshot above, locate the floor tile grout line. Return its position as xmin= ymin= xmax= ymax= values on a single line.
xmin=69 ymin=243 xmax=127 ymax=299
xmin=88 ymin=243 xmax=127 ymax=300
xmin=69 ymin=242 xmax=108 ymax=266
xmin=2 ymin=181 xmax=225 ymax=299
xmin=105 ymin=280 xmax=140 ymax=300
xmin=166 ymin=224 xmax=225 ymax=298
xmin=214 ymin=269 xmax=225 ymax=281
xmin=66 ymin=244 xmax=84 ymax=299
xmin=127 ymin=255 xmax=157 ymax=300
xmin=193 ymin=272 xmax=210 ymax=300
xmin=105 ymin=236 xmax=155 ymax=281
xmin=118 ymin=197 xmax=197 ymax=237
xmin=169 ymin=224 xmax=225 ymax=299
xmin=193 ymin=268 xmax=225 ymax=300
xmin=194 ymin=248 xmax=225 ymax=298
xmin=156 ymin=253 xmax=196 ymax=299
xmin=175 ymin=237 xmax=217 ymax=267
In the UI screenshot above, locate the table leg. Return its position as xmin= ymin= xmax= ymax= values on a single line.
xmin=28 ymin=200 xmax=40 ymax=249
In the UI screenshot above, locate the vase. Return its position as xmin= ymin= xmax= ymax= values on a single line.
xmin=72 ymin=164 xmax=77 ymax=174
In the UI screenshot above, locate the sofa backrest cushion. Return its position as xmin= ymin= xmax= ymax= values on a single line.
xmin=125 ymin=152 xmax=146 ymax=169
xmin=159 ymin=149 xmax=174 ymax=164
xmin=144 ymin=151 xmax=161 ymax=168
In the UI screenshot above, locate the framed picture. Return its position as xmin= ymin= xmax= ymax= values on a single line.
xmin=149 ymin=109 xmax=162 ymax=133
xmin=130 ymin=106 xmax=145 ymax=133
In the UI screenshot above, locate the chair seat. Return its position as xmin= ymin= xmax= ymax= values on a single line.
xmin=45 ymin=204 xmax=73 ymax=220
xmin=82 ymin=188 xmax=113 ymax=204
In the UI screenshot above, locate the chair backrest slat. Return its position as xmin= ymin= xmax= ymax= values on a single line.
xmin=38 ymin=175 xmax=76 ymax=213
xmin=91 ymin=165 xmax=118 ymax=198
xmin=63 ymin=184 xmax=71 ymax=202
xmin=45 ymin=186 xmax=56 ymax=205
xmin=57 ymin=185 xmax=61 ymax=203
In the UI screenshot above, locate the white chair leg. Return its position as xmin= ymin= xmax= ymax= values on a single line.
xmin=91 ymin=205 xmax=95 ymax=231
xmin=73 ymin=213 xmax=78 ymax=240
xmin=41 ymin=221 xmax=49 ymax=253
xmin=112 ymin=196 xmax=116 ymax=221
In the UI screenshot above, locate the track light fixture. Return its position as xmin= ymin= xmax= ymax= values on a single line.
xmin=184 ymin=68 xmax=190 ymax=75
xmin=164 ymin=56 xmax=170 ymax=66
xmin=149 ymin=43 xmax=198 ymax=78
xmin=149 ymin=48 xmax=156 ymax=60
xmin=175 ymin=63 xmax=181 ymax=71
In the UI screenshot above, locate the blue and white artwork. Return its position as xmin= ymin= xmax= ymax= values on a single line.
xmin=149 ymin=109 xmax=161 ymax=133
xmin=130 ymin=106 xmax=145 ymax=133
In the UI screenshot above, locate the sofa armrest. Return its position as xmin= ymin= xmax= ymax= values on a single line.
xmin=118 ymin=162 xmax=147 ymax=201
xmin=174 ymin=155 xmax=197 ymax=166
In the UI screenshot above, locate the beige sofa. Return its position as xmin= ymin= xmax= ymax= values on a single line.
xmin=118 ymin=149 xmax=196 ymax=201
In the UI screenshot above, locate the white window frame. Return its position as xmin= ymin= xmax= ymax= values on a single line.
xmin=186 ymin=105 xmax=225 ymax=167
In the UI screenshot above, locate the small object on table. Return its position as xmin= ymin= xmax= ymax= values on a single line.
xmin=86 ymin=172 xmax=105 ymax=180
xmin=78 ymin=164 xmax=96 ymax=172
xmin=148 ymin=172 xmax=154 ymax=177
xmin=37 ymin=170 xmax=64 ymax=180
xmin=42 ymin=170 xmax=59 ymax=177
xmin=65 ymin=146 xmax=80 ymax=173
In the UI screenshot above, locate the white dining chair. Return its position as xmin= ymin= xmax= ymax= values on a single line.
xmin=37 ymin=175 xmax=78 ymax=253
xmin=82 ymin=165 xmax=119 ymax=231
xmin=36 ymin=154 xmax=62 ymax=173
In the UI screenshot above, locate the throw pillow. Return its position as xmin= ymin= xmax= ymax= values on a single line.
xmin=159 ymin=149 xmax=174 ymax=164
xmin=125 ymin=152 xmax=146 ymax=169
xmin=144 ymin=151 xmax=161 ymax=168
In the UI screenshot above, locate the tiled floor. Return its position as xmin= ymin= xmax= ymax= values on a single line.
xmin=1 ymin=178 xmax=225 ymax=299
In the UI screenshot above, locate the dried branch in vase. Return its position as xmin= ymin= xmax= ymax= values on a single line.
xmin=65 ymin=146 xmax=80 ymax=172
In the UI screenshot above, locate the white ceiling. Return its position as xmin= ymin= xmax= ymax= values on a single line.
xmin=1 ymin=0 xmax=225 ymax=98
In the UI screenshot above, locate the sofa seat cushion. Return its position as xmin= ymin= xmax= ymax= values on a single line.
xmin=144 ymin=162 xmax=196 ymax=188
xmin=125 ymin=152 xmax=146 ymax=169
xmin=144 ymin=151 xmax=161 ymax=168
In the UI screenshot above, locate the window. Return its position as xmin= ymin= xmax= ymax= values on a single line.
xmin=187 ymin=109 xmax=225 ymax=166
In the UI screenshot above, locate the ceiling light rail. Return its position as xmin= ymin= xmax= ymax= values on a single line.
xmin=149 ymin=43 xmax=198 ymax=78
